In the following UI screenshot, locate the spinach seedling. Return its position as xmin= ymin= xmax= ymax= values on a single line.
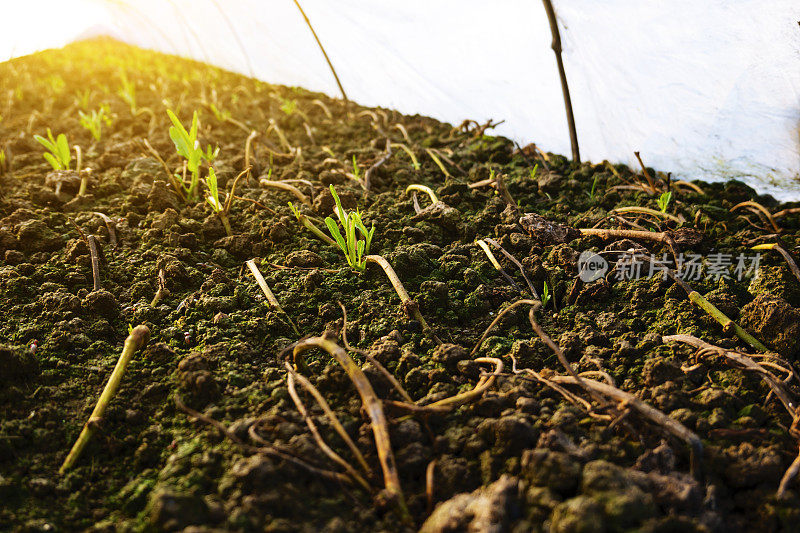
xmin=325 ymin=185 xmax=374 ymax=271
xmin=167 ymin=109 xmax=219 ymax=202
xmin=541 ymin=282 xmax=551 ymax=308
xmin=78 ymin=105 xmax=112 ymax=141
xmin=352 ymin=155 xmax=361 ymax=181
xmin=657 ymin=191 xmax=673 ymax=213
xmin=587 ymin=174 xmax=600 ymax=201
xmin=117 ymin=73 xmax=136 ymax=114
xmin=34 ymin=129 xmax=71 ymax=170
xmin=204 ymin=167 xmax=231 ymax=236
xmin=204 ymin=166 xmax=249 ymax=237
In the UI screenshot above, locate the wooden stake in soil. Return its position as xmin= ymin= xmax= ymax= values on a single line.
xmin=59 ymin=325 xmax=150 ymax=474
xmin=292 ymin=0 xmax=348 ymax=103
xmin=541 ymin=0 xmax=580 ymax=163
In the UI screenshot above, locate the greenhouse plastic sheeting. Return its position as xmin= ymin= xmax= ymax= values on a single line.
xmin=4 ymin=0 xmax=800 ymax=199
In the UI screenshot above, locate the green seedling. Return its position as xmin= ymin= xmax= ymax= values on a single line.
xmin=351 ymin=155 xmax=361 ymax=181
xmin=167 ymin=109 xmax=219 ymax=202
xmin=657 ymin=191 xmax=673 ymax=213
xmin=288 ymin=202 xmax=337 ymax=246
xmin=324 ymin=185 xmax=374 ymax=271
xmin=587 ymin=174 xmax=600 ymax=201
xmin=60 ymin=325 xmax=150 ymax=473
xmin=205 ymin=166 xmax=249 ymax=237
xmin=0 ymin=149 xmax=6 ymax=173
xmin=78 ymin=105 xmax=112 ymax=141
xmin=75 ymin=89 xmax=91 ymax=110
xmin=117 ymin=73 xmax=137 ymax=114
xmin=204 ymin=167 xmax=230 ymax=236
xmin=33 ymin=129 xmax=71 ymax=170
xmin=280 ymin=97 xmax=298 ymax=116
xmin=209 ymin=102 xmax=231 ymax=122
xmin=204 ymin=167 xmax=228 ymax=233
xmin=541 ymin=282 xmax=551 ymax=308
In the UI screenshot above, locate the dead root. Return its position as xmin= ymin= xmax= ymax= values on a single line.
xmin=292 ymin=337 xmax=411 ymax=523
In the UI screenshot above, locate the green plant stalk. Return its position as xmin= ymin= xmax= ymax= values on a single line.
xmin=288 ymin=202 xmax=336 ymax=245
xmin=60 ymin=325 xmax=150 ymax=474
xmin=686 ymin=291 xmax=767 ymax=351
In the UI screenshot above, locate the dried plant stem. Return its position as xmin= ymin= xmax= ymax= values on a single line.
xmin=244 ymin=130 xmax=258 ymax=171
xmin=476 ymin=240 xmax=520 ymax=293
xmin=731 ymin=201 xmax=780 ymax=233
xmin=485 ymin=238 xmax=538 ymax=297
xmin=311 ymin=99 xmax=333 ymax=119
xmin=778 ymin=447 xmax=800 ymax=498
xmin=141 ymin=138 xmax=186 ymax=202
xmin=471 ymin=299 xmax=538 ymax=356
xmin=285 ymin=367 xmax=371 ymax=491
xmin=92 ymin=212 xmax=117 ymax=247
xmin=87 ymin=235 xmax=101 ymax=291
xmin=425 ymin=148 xmax=451 ymax=178
xmin=266 ymin=119 xmax=295 ymax=153
xmin=245 ymin=259 xmax=299 ymax=335
xmin=363 ymin=140 xmax=392 ymax=195
xmin=391 ymin=143 xmax=419 ymax=170
xmin=60 ymin=325 xmax=150 ymax=473
xmin=260 ymin=179 xmax=311 ymax=207
xmin=292 ymin=0 xmax=348 ymax=102
xmin=338 ymin=301 xmax=413 ymax=403
xmin=542 ymin=0 xmax=580 ymax=163
xmin=633 ymin=151 xmax=658 ymax=194
xmin=663 ymin=334 xmax=794 ymax=414
xmin=579 ymin=227 xmax=678 ymax=264
xmin=177 ymin=396 xmax=352 ymax=485
xmin=752 ymin=243 xmax=800 ymax=284
xmin=528 ymin=307 xmax=606 ymax=405
xmin=150 ymin=268 xmax=167 ymax=307
xmin=293 ymin=337 xmax=409 ymax=521
xmin=612 ymin=255 xmax=770 ymax=352
xmin=426 ymin=459 xmax=437 ymax=515
xmin=656 ymin=269 xmax=767 ymax=352
xmin=550 ymin=374 xmax=703 ymax=480
xmin=774 ymin=207 xmax=800 ymax=219
xmin=579 ymin=227 xmax=672 ymax=245
xmin=405 ymin=184 xmax=438 ymax=205
xmin=283 ymin=361 xmax=372 ymax=475
xmin=218 ymin=167 xmax=251 ymax=237
xmin=673 ymin=180 xmax=705 ymax=195
xmin=393 ymin=123 xmax=412 ymax=143
xmin=493 ymin=172 xmax=518 ymax=213
xmin=612 ymin=206 xmax=683 ymax=224
xmin=365 ymin=255 xmax=440 ymax=344
xmin=425 ymin=358 xmax=503 ymax=410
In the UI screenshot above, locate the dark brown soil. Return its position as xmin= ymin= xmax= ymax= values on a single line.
xmin=1 ymin=38 xmax=800 ymax=532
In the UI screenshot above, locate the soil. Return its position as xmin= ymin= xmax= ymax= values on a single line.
xmin=1 ymin=38 xmax=800 ymax=532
